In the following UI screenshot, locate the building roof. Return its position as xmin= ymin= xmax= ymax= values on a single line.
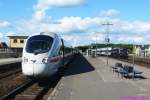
xmin=7 ymin=35 xmax=28 ymax=39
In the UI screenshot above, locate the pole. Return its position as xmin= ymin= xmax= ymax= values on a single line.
xmin=132 ymin=44 xmax=135 ymax=79
xmin=102 ymin=22 xmax=113 ymax=66
xmin=95 ymin=33 xmax=97 ymax=57
xmin=133 ymin=44 xmax=135 ymax=66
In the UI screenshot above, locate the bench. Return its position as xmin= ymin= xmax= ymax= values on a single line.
xmin=112 ymin=63 xmax=123 ymax=73
xmin=118 ymin=65 xmax=133 ymax=78
xmin=118 ymin=65 xmax=143 ymax=79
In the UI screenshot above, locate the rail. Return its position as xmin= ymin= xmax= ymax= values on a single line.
xmin=0 ymin=79 xmax=34 ymax=100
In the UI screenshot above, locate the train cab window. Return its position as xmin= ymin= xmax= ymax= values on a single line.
xmin=26 ymin=35 xmax=53 ymax=54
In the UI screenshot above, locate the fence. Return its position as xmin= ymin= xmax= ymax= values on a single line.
xmin=0 ymin=48 xmax=22 ymax=58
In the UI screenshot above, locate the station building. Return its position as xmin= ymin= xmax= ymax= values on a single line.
xmin=8 ymin=36 xmax=28 ymax=52
xmin=133 ymin=45 xmax=150 ymax=57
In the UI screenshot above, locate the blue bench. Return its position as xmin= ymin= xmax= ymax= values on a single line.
xmin=118 ymin=65 xmax=143 ymax=79
xmin=112 ymin=63 xmax=123 ymax=73
xmin=133 ymin=70 xmax=143 ymax=78
xmin=119 ymin=65 xmax=133 ymax=78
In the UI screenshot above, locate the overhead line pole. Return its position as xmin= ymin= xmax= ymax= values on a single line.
xmin=102 ymin=22 xmax=113 ymax=66
xmin=95 ymin=33 xmax=98 ymax=57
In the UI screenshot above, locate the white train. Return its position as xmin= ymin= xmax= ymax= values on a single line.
xmin=22 ymin=32 xmax=76 ymax=78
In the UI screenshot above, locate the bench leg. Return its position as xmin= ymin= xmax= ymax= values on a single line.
xmin=121 ymin=73 xmax=124 ymax=79
xmin=118 ymin=72 xmax=120 ymax=78
xmin=132 ymin=73 xmax=135 ymax=80
xmin=112 ymin=69 xmax=115 ymax=73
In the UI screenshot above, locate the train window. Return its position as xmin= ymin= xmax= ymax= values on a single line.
xmin=64 ymin=46 xmax=72 ymax=54
xmin=59 ymin=46 xmax=63 ymax=55
xmin=26 ymin=35 xmax=53 ymax=54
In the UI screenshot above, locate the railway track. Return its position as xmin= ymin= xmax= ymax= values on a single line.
xmin=0 ymin=79 xmax=34 ymax=100
xmin=0 ymin=73 xmax=62 ymax=100
xmin=0 ymin=62 xmax=22 ymax=80
xmin=0 ymin=69 xmax=21 ymax=79
xmin=0 ymin=62 xmax=21 ymax=72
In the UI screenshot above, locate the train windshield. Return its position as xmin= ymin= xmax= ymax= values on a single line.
xmin=26 ymin=35 xmax=53 ymax=54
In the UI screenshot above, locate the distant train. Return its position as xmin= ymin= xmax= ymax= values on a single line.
xmin=89 ymin=48 xmax=128 ymax=59
xmin=111 ymin=48 xmax=128 ymax=59
xmin=22 ymin=32 xmax=78 ymax=78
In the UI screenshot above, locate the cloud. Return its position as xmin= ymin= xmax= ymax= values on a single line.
xmin=89 ymin=32 xmax=105 ymax=42
xmin=112 ymin=34 xmax=145 ymax=44
xmin=35 ymin=0 xmax=85 ymax=9
xmin=1 ymin=1 xmax=150 ymax=46
xmin=100 ymin=9 xmax=120 ymax=17
xmin=16 ymin=16 xmax=107 ymax=35
xmin=15 ymin=15 xmax=150 ymax=45
xmin=13 ymin=1 xmax=150 ymax=46
xmin=110 ymin=20 xmax=150 ymax=35
xmin=0 ymin=21 xmax=11 ymax=28
xmin=6 ymin=31 xmax=17 ymax=36
xmin=61 ymin=34 xmax=88 ymax=46
xmin=0 ymin=31 xmax=19 ymax=43
xmin=52 ymin=16 xmax=105 ymax=33
xmin=0 ymin=32 xmax=3 ymax=38
xmin=0 ymin=31 xmax=17 ymax=38
xmin=33 ymin=0 xmax=85 ymax=21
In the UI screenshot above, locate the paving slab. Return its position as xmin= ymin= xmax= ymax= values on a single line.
xmin=51 ymin=55 xmax=150 ymax=100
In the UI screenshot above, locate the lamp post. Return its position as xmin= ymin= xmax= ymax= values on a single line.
xmin=102 ymin=22 xmax=113 ymax=66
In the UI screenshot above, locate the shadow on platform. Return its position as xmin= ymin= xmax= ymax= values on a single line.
xmin=64 ymin=54 xmax=95 ymax=76
xmin=123 ymin=75 xmax=147 ymax=80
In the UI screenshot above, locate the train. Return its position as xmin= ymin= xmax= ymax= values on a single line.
xmin=22 ymin=32 xmax=78 ymax=78
xmin=89 ymin=48 xmax=128 ymax=59
xmin=110 ymin=48 xmax=128 ymax=59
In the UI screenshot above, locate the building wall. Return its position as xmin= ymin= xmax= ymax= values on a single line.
xmin=133 ymin=45 xmax=150 ymax=57
xmin=134 ymin=47 xmax=141 ymax=56
xmin=9 ymin=38 xmax=27 ymax=48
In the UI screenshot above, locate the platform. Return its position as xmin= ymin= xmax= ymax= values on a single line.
xmin=0 ymin=58 xmax=22 ymax=66
xmin=50 ymin=55 xmax=150 ymax=100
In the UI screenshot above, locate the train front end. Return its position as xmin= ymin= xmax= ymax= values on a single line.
xmin=22 ymin=34 xmax=55 ymax=78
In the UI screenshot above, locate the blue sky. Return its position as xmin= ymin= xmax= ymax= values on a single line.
xmin=0 ymin=0 xmax=150 ymax=46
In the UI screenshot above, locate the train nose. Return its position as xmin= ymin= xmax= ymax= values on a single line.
xmin=22 ymin=63 xmax=34 ymax=76
xmin=22 ymin=63 xmax=48 ymax=77
xmin=33 ymin=64 xmax=47 ymax=77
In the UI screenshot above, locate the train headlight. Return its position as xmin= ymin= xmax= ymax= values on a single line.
xmin=42 ymin=57 xmax=48 ymax=63
xmin=23 ymin=57 xmax=28 ymax=62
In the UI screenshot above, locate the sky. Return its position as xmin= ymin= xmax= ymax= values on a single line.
xmin=0 ymin=0 xmax=150 ymax=46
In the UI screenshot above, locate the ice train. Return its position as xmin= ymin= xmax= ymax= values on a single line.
xmin=22 ymin=32 xmax=77 ymax=78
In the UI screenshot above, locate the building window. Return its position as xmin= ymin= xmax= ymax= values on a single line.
xmin=13 ymin=39 xmax=17 ymax=43
xmin=20 ymin=40 xmax=24 ymax=43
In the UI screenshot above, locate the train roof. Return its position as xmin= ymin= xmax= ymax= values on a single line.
xmin=29 ymin=32 xmax=58 ymax=38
